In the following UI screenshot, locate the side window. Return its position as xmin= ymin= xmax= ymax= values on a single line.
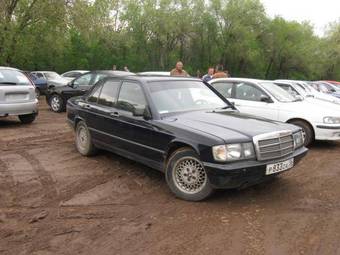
xmin=211 ymin=82 xmax=233 ymax=98
xmin=35 ymin=73 xmax=44 ymax=78
xmin=235 ymin=83 xmax=267 ymax=102
xmin=117 ymin=82 xmax=146 ymax=113
xmin=87 ymin=84 xmax=102 ymax=103
xmin=97 ymin=80 xmax=121 ymax=107
xmin=73 ymin=73 xmax=92 ymax=86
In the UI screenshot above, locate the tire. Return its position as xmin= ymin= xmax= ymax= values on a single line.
xmin=35 ymin=88 xmax=41 ymax=98
xmin=165 ymin=148 xmax=214 ymax=201
xmin=49 ymin=94 xmax=65 ymax=112
xmin=290 ymin=120 xmax=314 ymax=146
xmin=19 ymin=113 xmax=36 ymax=124
xmin=75 ymin=121 xmax=97 ymax=156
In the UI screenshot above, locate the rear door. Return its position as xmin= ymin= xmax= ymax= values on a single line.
xmin=83 ymin=79 xmax=122 ymax=147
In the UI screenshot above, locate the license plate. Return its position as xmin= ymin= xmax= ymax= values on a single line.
xmin=266 ymin=158 xmax=294 ymax=175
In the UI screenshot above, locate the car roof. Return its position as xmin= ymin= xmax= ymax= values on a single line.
xmin=137 ymin=71 xmax=171 ymax=76
xmin=63 ymin=70 xmax=89 ymax=73
xmin=0 ymin=66 xmax=20 ymax=71
xmin=209 ymin=77 xmax=268 ymax=83
xmin=124 ymin=75 xmax=200 ymax=83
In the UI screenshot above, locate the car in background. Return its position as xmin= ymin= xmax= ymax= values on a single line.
xmin=310 ymin=81 xmax=340 ymax=99
xmin=61 ymin=70 xmax=89 ymax=81
xmin=46 ymin=70 xmax=135 ymax=112
xmin=275 ymin=79 xmax=340 ymax=104
xmin=67 ymin=76 xmax=307 ymax=201
xmin=209 ymin=78 xmax=340 ymax=146
xmin=0 ymin=66 xmax=38 ymax=124
xmin=138 ymin=71 xmax=171 ymax=76
xmin=324 ymin=80 xmax=340 ymax=86
xmin=24 ymin=72 xmax=47 ymax=97
xmin=30 ymin=71 xmax=69 ymax=88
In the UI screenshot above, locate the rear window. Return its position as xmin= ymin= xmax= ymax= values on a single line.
xmin=0 ymin=69 xmax=31 ymax=86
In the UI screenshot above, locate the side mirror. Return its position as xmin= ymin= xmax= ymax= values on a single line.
xmin=260 ymin=95 xmax=272 ymax=103
xmin=68 ymin=81 xmax=74 ymax=87
xmin=295 ymin=95 xmax=304 ymax=101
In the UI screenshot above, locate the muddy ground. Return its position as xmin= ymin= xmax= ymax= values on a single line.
xmin=1 ymin=98 xmax=340 ymax=255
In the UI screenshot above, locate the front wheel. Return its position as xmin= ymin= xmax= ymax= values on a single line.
xmin=19 ymin=113 xmax=36 ymax=124
xmin=165 ymin=148 xmax=214 ymax=201
xmin=290 ymin=120 xmax=314 ymax=146
xmin=49 ymin=94 xmax=65 ymax=112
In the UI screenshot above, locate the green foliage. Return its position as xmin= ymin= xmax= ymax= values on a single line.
xmin=0 ymin=0 xmax=339 ymax=80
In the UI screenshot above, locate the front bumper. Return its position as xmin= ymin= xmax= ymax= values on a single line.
xmin=203 ymin=147 xmax=308 ymax=189
xmin=0 ymin=99 xmax=39 ymax=117
xmin=315 ymin=124 xmax=340 ymax=141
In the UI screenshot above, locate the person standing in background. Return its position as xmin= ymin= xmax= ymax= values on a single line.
xmin=202 ymin=67 xmax=215 ymax=82
xmin=124 ymin=66 xmax=130 ymax=72
xmin=112 ymin=65 xmax=117 ymax=71
xmin=170 ymin=61 xmax=189 ymax=77
xmin=212 ymin=64 xmax=228 ymax=79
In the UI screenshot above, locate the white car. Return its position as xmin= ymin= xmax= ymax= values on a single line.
xmin=275 ymin=79 xmax=340 ymax=104
xmin=138 ymin=71 xmax=171 ymax=76
xmin=209 ymin=78 xmax=340 ymax=145
xmin=61 ymin=70 xmax=89 ymax=81
xmin=0 ymin=66 xmax=38 ymax=124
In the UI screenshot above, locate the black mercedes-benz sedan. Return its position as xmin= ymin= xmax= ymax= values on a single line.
xmin=67 ymin=76 xmax=308 ymax=201
xmin=46 ymin=70 xmax=135 ymax=112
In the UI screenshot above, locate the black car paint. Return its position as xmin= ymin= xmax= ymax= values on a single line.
xmin=67 ymin=76 xmax=308 ymax=189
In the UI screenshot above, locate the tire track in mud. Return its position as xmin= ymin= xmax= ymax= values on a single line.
xmin=0 ymin=158 xmax=21 ymax=207
xmin=18 ymin=151 xmax=58 ymax=205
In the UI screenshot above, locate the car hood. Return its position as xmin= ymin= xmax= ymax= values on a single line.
xmin=286 ymin=98 xmax=340 ymax=116
xmin=48 ymin=78 xmax=69 ymax=86
xmin=163 ymin=110 xmax=299 ymax=143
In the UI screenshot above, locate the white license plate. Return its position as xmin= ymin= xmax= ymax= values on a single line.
xmin=266 ymin=158 xmax=294 ymax=175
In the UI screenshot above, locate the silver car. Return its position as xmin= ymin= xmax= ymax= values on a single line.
xmin=0 ymin=67 xmax=38 ymax=124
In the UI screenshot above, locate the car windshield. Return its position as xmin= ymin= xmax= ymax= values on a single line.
xmin=260 ymin=82 xmax=297 ymax=102
xmin=148 ymin=80 xmax=228 ymax=114
xmin=0 ymin=69 xmax=31 ymax=86
xmin=44 ymin=72 xmax=61 ymax=80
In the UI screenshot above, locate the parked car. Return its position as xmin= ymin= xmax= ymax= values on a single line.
xmin=324 ymin=80 xmax=340 ymax=86
xmin=46 ymin=70 xmax=134 ymax=112
xmin=30 ymin=71 xmax=69 ymax=88
xmin=0 ymin=66 xmax=38 ymax=124
xmin=67 ymin=76 xmax=307 ymax=201
xmin=310 ymin=81 xmax=340 ymax=99
xmin=24 ymin=72 xmax=47 ymax=97
xmin=61 ymin=70 xmax=89 ymax=81
xmin=275 ymin=79 xmax=340 ymax=104
xmin=209 ymin=78 xmax=340 ymax=146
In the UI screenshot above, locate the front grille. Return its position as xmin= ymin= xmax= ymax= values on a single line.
xmin=254 ymin=131 xmax=294 ymax=161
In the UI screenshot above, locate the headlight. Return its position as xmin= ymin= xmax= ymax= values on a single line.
xmin=293 ymin=131 xmax=304 ymax=148
xmin=212 ymin=143 xmax=255 ymax=162
xmin=323 ymin=117 xmax=340 ymax=124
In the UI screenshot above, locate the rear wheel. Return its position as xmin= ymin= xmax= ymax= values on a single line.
xmin=290 ymin=120 xmax=314 ymax=146
xmin=19 ymin=113 xmax=36 ymax=124
xmin=49 ymin=94 xmax=65 ymax=112
xmin=165 ymin=148 xmax=214 ymax=201
xmin=75 ymin=121 xmax=97 ymax=156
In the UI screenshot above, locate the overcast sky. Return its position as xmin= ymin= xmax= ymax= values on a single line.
xmin=261 ymin=0 xmax=340 ymax=36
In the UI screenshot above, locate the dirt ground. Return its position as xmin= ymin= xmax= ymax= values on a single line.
xmin=1 ymin=98 xmax=340 ymax=255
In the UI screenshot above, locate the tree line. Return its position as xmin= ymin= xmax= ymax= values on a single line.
xmin=0 ymin=0 xmax=339 ymax=80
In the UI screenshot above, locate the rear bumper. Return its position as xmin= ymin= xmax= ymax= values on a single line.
xmin=315 ymin=124 xmax=340 ymax=141
xmin=203 ymin=147 xmax=308 ymax=189
xmin=0 ymin=99 xmax=39 ymax=117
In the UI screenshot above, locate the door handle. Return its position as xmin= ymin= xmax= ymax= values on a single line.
xmin=82 ymin=104 xmax=91 ymax=109
xmin=110 ymin=112 xmax=119 ymax=117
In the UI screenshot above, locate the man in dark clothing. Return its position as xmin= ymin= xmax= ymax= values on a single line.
xmin=202 ymin=67 xmax=215 ymax=82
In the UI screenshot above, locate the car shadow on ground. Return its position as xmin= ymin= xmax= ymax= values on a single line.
xmin=309 ymin=140 xmax=339 ymax=149
xmin=0 ymin=118 xmax=22 ymax=127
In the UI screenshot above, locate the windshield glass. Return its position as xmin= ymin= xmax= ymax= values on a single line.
xmin=148 ymin=80 xmax=228 ymax=114
xmin=44 ymin=72 xmax=61 ymax=80
xmin=0 ymin=69 xmax=31 ymax=86
xmin=260 ymin=82 xmax=297 ymax=102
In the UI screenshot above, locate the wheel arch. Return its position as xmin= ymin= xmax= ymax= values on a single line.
xmin=165 ymin=140 xmax=200 ymax=162
xmin=286 ymin=118 xmax=315 ymax=136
